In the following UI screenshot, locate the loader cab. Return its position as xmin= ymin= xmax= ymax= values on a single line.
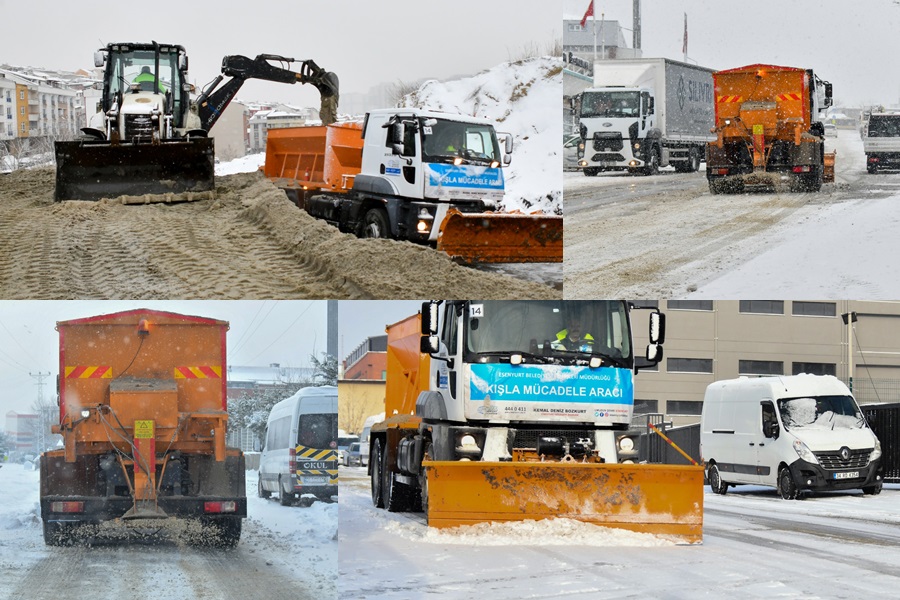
xmin=99 ymin=43 xmax=190 ymax=129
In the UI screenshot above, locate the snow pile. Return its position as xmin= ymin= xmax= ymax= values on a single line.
xmin=384 ymin=517 xmax=674 ymax=547
xmin=215 ymin=152 xmax=265 ymax=176
xmin=0 ymin=464 xmax=41 ymax=532
xmin=399 ymin=57 xmax=563 ymax=215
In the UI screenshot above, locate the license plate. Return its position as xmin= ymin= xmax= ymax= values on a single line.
xmin=301 ymin=476 xmax=328 ymax=485
xmin=833 ymin=471 xmax=859 ymax=480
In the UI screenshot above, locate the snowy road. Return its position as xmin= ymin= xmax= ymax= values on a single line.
xmin=0 ymin=465 xmax=337 ymax=600
xmin=338 ymin=465 xmax=900 ymax=599
xmin=563 ymin=129 xmax=900 ymax=298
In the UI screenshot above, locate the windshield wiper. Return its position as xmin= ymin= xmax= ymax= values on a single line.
xmin=549 ymin=349 xmax=629 ymax=369
xmin=475 ymin=350 xmax=551 ymax=364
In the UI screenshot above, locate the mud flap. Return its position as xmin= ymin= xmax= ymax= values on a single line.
xmin=823 ymin=151 xmax=836 ymax=183
xmin=423 ymin=460 xmax=704 ymax=543
xmin=54 ymin=138 xmax=215 ymax=201
xmin=436 ymin=209 xmax=563 ymax=263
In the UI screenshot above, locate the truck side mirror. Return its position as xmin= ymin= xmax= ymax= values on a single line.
xmin=645 ymin=343 xmax=663 ymax=363
xmin=94 ymin=51 xmax=106 ymax=68
xmin=179 ymin=54 xmax=188 ymax=72
xmin=648 ymin=311 xmax=665 ymax=344
xmin=390 ymin=123 xmax=405 ymax=155
xmin=764 ymin=421 xmax=780 ymax=439
xmin=420 ymin=335 xmax=440 ymax=354
xmin=421 ymin=301 xmax=439 ymax=335
xmin=647 ymin=97 xmax=655 ymax=115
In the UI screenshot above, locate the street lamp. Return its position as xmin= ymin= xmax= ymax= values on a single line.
xmin=841 ymin=311 xmax=858 ymax=391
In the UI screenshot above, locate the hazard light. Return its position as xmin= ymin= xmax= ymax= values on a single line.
xmin=203 ymin=501 xmax=237 ymax=513
xmin=792 ymin=166 xmax=812 ymax=173
xmin=50 ymin=501 xmax=84 ymax=513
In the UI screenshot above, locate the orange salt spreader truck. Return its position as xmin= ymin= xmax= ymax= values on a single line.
xmin=706 ymin=64 xmax=835 ymax=194
xmin=262 ymin=110 xmax=562 ymax=264
xmin=367 ymin=300 xmax=704 ymax=543
xmin=39 ymin=309 xmax=246 ymax=547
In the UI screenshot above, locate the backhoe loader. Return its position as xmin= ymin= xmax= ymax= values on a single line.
xmin=54 ymin=41 xmax=338 ymax=201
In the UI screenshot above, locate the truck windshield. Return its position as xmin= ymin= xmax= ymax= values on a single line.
xmin=581 ymin=91 xmax=641 ymax=118
xmin=297 ymin=412 xmax=338 ymax=449
xmin=867 ymin=115 xmax=900 ymax=137
xmin=421 ymin=118 xmax=502 ymax=165
xmin=107 ymin=47 xmax=179 ymax=99
xmin=777 ymin=395 xmax=867 ymax=430
xmin=464 ymin=300 xmax=632 ymax=364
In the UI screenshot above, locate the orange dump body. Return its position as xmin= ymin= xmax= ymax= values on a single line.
xmin=385 ymin=313 xmax=430 ymax=417
xmin=263 ymin=121 xmax=363 ymax=195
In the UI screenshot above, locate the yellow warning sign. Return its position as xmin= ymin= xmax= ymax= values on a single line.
xmin=134 ymin=420 xmax=155 ymax=439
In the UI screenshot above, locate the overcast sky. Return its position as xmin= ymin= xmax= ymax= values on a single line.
xmin=338 ymin=301 xmax=422 ymax=367
xmin=563 ymin=0 xmax=900 ymax=107
xmin=0 ymin=300 xmax=327 ymax=415
xmin=2 ymin=0 xmax=560 ymax=107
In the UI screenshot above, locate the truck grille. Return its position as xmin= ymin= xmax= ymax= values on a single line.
xmin=592 ymin=133 xmax=624 ymax=152
xmin=512 ymin=429 xmax=595 ymax=449
xmin=814 ymin=449 xmax=871 ymax=470
xmin=590 ymin=153 xmax=625 ymax=163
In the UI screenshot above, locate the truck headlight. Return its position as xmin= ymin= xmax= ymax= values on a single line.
xmin=792 ymin=439 xmax=818 ymax=464
xmin=870 ymin=438 xmax=882 ymax=462
xmin=633 ymin=142 xmax=641 ymax=150
xmin=416 ymin=208 xmax=434 ymax=234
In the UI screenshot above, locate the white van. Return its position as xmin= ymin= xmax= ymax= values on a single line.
xmin=358 ymin=413 xmax=384 ymax=468
xmin=258 ymin=385 xmax=338 ymax=506
xmin=701 ymin=374 xmax=883 ymax=499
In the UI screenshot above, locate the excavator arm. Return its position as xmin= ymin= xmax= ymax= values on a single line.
xmin=197 ymin=54 xmax=339 ymax=131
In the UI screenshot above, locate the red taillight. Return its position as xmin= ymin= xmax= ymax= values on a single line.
xmin=792 ymin=166 xmax=811 ymax=173
xmin=203 ymin=501 xmax=237 ymax=513
xmin=712 ymin=168 xmax=729 ymax=175
xmin=50 ymin=501 xmax=84 ymax=513
xmin=289 ymin=446 xmax=297 ymax=473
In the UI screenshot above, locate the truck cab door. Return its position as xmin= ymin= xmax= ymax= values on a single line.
xmin=378 ymin=115 xmax=423 ymax=200
xmin=756 ymin=400 xmax=779 ymax=485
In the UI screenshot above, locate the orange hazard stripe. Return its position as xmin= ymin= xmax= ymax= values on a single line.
xmin=65 ymin=366 xmax=112 ymax=379
xmin=717 ymin=95 xmax=742 ymax=103
xmin=777 ymin=93 xmax=802 ymax=101
xmin=174 ymin=366 xmax=222 ymax=379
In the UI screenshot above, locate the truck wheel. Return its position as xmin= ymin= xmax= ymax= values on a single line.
xmin=709 ymin=179 xmax=724 ymax=195
xmin=583 ymin=167 xmax=600 ymax=177
xmin=362 ymin=208 xmax=390 ymax=239
xmin=707 ymin=463 xmax=728 ymax=495
xmin=279 ymin=476 xmax=293 ymax=506
xmin=643 ymin=148 xmax=660 ymax=175
xmin=215 ymin=517 xmax=242 ymax=549
xmin=258 ymin=475 xmax=271 ymax=499
xmin=867 ymin=163 xmax=877 ymax=174
xmin=688 ymin=148 xmax=701 ymax=172
xmin=778 ymin=467 xmax=798 ymax=500
xmin=43 ymin=521 xmax=76 ymax=546
xmin=371 ymin=438 xmax=385 ymax=508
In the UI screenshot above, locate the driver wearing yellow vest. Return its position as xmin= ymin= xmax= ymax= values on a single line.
xmin=553 ymin=316 xmax=594 ymax=351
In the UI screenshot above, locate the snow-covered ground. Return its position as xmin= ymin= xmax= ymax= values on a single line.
xmin=0 ymin=463 xmax=336 ymax=599
xmin=339 ymin=465 xmax=900 ymax=598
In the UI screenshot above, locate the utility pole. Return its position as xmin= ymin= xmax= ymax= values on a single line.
xmin=29 ymin=371 xmax=52 ymax=452
xmin=841 ymin=312 xmax=858 ymax=392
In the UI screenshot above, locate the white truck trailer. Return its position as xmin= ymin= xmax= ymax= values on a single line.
xmin=863 ymin=112 xmax=900 ymax=173
xmin=577 ymin=58 xmax=715 ymax=176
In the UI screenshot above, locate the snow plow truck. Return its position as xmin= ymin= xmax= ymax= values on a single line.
xmin=368 ymin=300 xmax=704 ymax=543
xmin=262 ymin=110 xmax=562 ymax=264
xmin=706 ymin=64 xmax=835 ymax=193
xmin=40 ymin=309 xmax=246 ymax=547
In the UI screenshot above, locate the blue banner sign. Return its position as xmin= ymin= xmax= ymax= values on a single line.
xmin=469 ymin=364 xmax=634 ymax=404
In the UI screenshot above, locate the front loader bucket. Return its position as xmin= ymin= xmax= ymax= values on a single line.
xmin=424 ymin=460 xmax=704 ymax=543
xmin=823 ymin=151 xmax=836 ymax=183
xmin=436 ymin=209 xmax=563 ymax=263
xmin=54 ymin=138 xmax=215 ymax=201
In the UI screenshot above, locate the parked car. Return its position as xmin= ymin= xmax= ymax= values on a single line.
xmin=563 ymin=133 xmax=583 ymax=171
xmin=824 ymin=122 xmax=838 ymax=138
xmin=343 ymin=442 xmax=362 ymax=467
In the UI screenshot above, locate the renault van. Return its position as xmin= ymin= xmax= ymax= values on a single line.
xmin=701 ymin=374 xmax=883 ymax=499
xmin=258 ymin=385 xmax=338 ymax=505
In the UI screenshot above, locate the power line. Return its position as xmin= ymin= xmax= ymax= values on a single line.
xmin=246 ymin=302 xmax=317 ymax=364
xmin=232 ymin=302 xmax=280 ymax=357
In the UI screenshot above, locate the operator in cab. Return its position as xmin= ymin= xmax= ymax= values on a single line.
xmin=553 ymin=316 xmax=594 ymax=351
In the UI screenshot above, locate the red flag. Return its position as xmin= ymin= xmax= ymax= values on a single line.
xmin=682 ymin=13 xmax=688 ymax=55
xmin=580 ymin=0 xmax=594 ymax=28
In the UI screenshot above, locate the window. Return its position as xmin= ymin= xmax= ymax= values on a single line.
xmin=19 ymin=91 xmax=24 ymax=100
xmin=668 ymin=358 xmax=713 ymax=373
xmin=668 ymin=300 xmax=713 ymax=311
xmin=631 ymin=300 xmax=659 ymax=309
xmin=739 ymin=300 xmax=784 ymax=315
xmin=19 ymin=107 xmax=24 ymax=116
xmin=568 ymin=23 xmax=585 ymax=31
xmin=792 ymin=362 xmax=836 ymax=376
xmin=266 ymin=415 xmax=292 ymax=450
xmin=634 ymin=399 xmax=659 ymax=415
xmin=792 ymin=302 xmax=836 ymax=317
xmin=739 ymin=360 xmax=783 ymax=376
xmin=667 ymin=400 xmax=703 ymax=415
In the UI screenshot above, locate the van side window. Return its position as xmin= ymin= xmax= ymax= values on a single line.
xmin=761 ymin=402 xmax=778 ymax=438
xmin=298 ymin=413 xmax=337 ymax=448
xmin=267 ymin=415 xmax=292 ymax=449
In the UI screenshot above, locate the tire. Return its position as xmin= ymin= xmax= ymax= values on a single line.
xmin=279 ymin=477 xmax=294 ymax=506
xmin=371 ymin=438 xmax=385 ymax=508
xmin=863 ymin=482 xmax=883 ymax=495
xmin=707 ymin=463 xmax=728 ymax=495
xmin=689 ymin=148 xmax=701 ymax=172
xmin=867 ymin=163 xmax=877 ymax=174
xmin=778 ymin=467 xmax=798 ymax=500
xmin=43 ymin=521 xmax=75 ymax=546
xmin=643 ymin=147 xmax=660 ymax=175
xmin=418 ymin=443 xmax=432 ymax=519
xmin=382 ymin=445 xmax=412 ymax=513
xmin=361 ymin=207 xmax=390 ymax=239
xmin=214 ymin=517 xmax=242 ymax=549
xmin=258 ymin=475 xmax=271 ymax=499
xmin=583 ymin=167 xmax=600 ymax=177
xmin=709 ymin=179 xmax=725 ymax=195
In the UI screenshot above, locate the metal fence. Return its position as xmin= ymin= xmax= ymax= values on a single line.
xmin=845 ymin=378 xmax=900 ymax=405
xmin=862 ymin=403 xmax=900 ymax=484
xmin=636 ymin=414 xmax=701 ymax=466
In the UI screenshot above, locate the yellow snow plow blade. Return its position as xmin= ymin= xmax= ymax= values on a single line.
xmin=423 ymin=460 xmax=704 ymax=543
xmin=436 ymin=209 xmax=563 ymax=264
